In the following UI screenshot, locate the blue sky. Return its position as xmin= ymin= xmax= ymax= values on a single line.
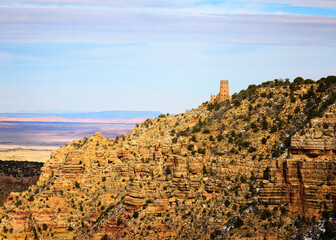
xmin=0 ymin=0 xmax=336 ymax=114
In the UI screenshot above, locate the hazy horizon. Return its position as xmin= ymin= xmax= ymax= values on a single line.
xmin=0 ymin=121 xmax=136 ymax=149
xmin=0 ymin=110 xmax=159 ymax=149
xmin=0 ymin=110 xmax=161 ymax=123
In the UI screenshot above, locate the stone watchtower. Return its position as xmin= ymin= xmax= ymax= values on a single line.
xmin=210 ymin=80 xmax=230 ymax=103
xmin=217 ymin=80 xmax=230 ymax=102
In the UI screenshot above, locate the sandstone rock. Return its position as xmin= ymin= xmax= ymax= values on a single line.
xmin=291 ymin=109 xmax=336 ymax=156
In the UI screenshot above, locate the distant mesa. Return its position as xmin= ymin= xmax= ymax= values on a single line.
xmin=0 ymin=111 xmax=161 ymax=124
xmin=209 ymin=80 xmax=230 ymax=103
xmin=0 ymin=116 xmax=147 ymax=124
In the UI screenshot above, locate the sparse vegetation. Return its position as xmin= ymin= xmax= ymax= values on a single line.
xmin=1 ymin=76 xmax=336 ymax=240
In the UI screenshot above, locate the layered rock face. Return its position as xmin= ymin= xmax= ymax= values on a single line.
xmin=260 ymin=108 xmax=336 ymax=216
xmin=291 ymin=109 xmax=336 ymax=156
xmin=260 ymin=157 xmax=336 ymax=215
xmin=0 ymin=128 xmax=224 ymax=239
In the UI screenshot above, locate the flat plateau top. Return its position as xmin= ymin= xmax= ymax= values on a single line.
xmin=0 ymin=148 xmax=52 ymax=163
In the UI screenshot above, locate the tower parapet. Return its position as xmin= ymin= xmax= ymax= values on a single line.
xmin=210 ymin=80 xmax=230 ymax=103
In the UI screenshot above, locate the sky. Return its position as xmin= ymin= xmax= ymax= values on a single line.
xmin=0 ymin=0 xmax=336 ymax=114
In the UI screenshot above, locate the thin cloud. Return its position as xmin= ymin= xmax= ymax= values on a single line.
xmin=2 ymin=1 xmax=335 ymax=18
xmin=0 ymin=51 xmax=37 ymax=62
xmin=0 ymin=7 xmax=335 ymax=46
xmin=11 ymin=0 xmax=336 ymax=9
xmin=242 ymin=0 xmax=336 ymax=8
xmin=0 ymin=0 xmax=180 ymax=8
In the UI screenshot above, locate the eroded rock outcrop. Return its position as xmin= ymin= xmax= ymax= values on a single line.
xmin=291 ymin=109 xmax=336 ymax=156
xmin=260 ymin=107 xmax=336 ymax=216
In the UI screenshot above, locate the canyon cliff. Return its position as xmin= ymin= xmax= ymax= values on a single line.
xmin=0 ymin=76 xmax=336 ymax=239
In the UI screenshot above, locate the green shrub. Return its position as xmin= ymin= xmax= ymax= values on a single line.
xmin=190 ymin=135 xmax=197 ymax=142
xmin=32 ymin=227 xmax=38 ymax=239
xmin=233 ymin=99 xmax=241 ymax=107
xmin=261 ymin=118 xmax=268 ymax=130
xmin=233 ymin=217 xmax=244 ymax=228
xmin=15 ymin=200 xmax=22 ymax=207
xmin=242 ymin=141 xmax=251 ymax=148
xmin=225 ymin=199 xmax=231 ymax=207
xmin=133 ymin=212 xmax=139 ymax=219
xmin=187 ymin=144 xmax=194 ymax=151
xmin=207 ymin=102 xmax=220 ymax=111
xmin=272 ymin=150 xmax=281 ymax=158
xmin=197 ymin=148 xmax=206 ymax=154
xmin=203 ymin=129 xmax=210 ymax=134
xmin=42 ymin=224 xmax=48 ymax=231
xmin=261 ymin=209 xmax=271 ymax=220
xmin=117 ymin=217 xmax=123 ymax=226
xmin=101 ymin=234 xmax=110 ymax=240
xmin=293 ymin=76 xmax=304 ymax=85
xmin=178 ymin=127 xmax=190 ymax=136
xmin=165 ymin=166 xmax=172 ymax=175
xmin=210 ymin=229 xmax=222 ymax=239
xmin=217 ymin=134 xmax=224 ymax=142
xmin=284 ymin=136 xmax=291 ymax=148
xmin=248 ymin=147 xmax=257 ymax=153
xmin=304 ymin=79 xmax=315 ymax=84
xmin=250 ymin=122 xmax=257 ymax=129
xmin=270 ymin=125 xmax=277 ymax=133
